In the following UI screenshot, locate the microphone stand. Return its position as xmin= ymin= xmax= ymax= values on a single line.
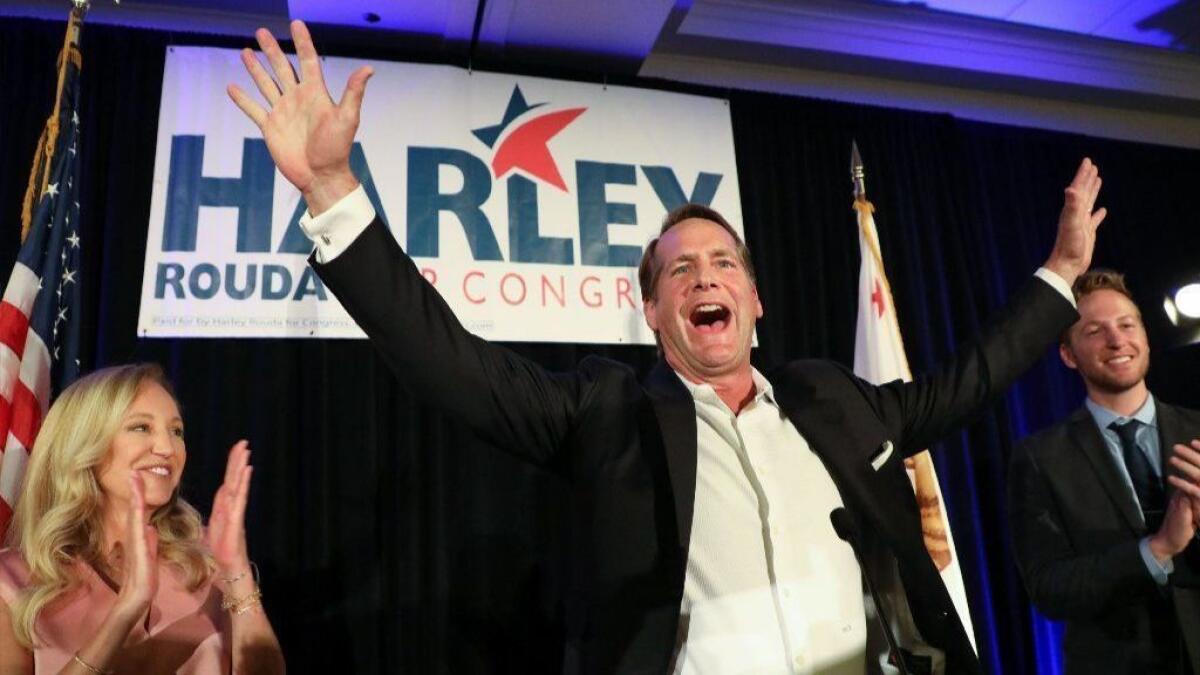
xmin=830 ymin=506 xmax=912 ymax=675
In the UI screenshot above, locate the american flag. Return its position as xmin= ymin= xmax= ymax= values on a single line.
xmin=0 ymin=11 xmax=85 ymax=538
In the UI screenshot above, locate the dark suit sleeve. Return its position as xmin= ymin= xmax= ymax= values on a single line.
xmin=1007 ymin=437 xmax=1154 ymax=619
xmin=864 ymin=277 xmax=1078 ymax=456
xmin=311 ymin=217 xmax=597 ymax=465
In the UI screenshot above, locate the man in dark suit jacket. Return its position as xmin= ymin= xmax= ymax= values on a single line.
xmin=230 ymin=21 xmax=1108 ymax=674
xmin=1009 ymin=270 xmax=1200 ymax=674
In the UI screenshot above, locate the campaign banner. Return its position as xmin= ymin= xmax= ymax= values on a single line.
xmin=139 ymin=46 xmax=743 ymax=342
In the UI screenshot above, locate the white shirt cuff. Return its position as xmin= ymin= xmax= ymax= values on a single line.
xmin=1138 ymin=536 xmax=1173 ymax=585
xmin=1034 ymin=267 xmax=1075 ymax=308
xmin=298 ymin=186 xmax=376 ymax=264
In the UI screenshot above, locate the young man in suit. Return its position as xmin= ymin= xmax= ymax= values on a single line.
xmin=229 ymin=20 xmax=1130 ymax=674
xmin=1009 ymin=270 xmax=1200 ymax=674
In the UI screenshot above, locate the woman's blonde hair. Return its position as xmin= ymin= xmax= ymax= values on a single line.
xmin=6 ymin=363 xmax=212 ymax=647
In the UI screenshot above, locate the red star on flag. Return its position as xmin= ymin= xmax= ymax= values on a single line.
xmin=491 ymin=108 xmax=586 ymax=192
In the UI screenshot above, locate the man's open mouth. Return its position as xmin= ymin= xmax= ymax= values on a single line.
xmin=690 ymin=303 xmax=731 ymax=332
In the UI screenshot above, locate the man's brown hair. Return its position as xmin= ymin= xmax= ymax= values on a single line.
xmin=1061 ymin=268 xmax=1139 ymax=344
xmin=637 ymin=203 xmax=756 ymax=302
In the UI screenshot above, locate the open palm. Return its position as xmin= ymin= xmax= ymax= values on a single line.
xmin=228 ymin=20 xmax=372 ymax=214
xmin=205 ymin=440 xmax=252 ymax=574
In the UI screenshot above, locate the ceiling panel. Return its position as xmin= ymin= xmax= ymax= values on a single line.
xmin=480 ymin=0 xmax=675 ymax=57
xmin=0 ymin=0 xmax=291 ymax=35
xmin=137 ymin=0 xmax=287 ymax=14
xmin=872 ymin=0 xmax=1198 ymax=53
xmin=1004 ymin=0 xmax=1135 ymax=34
xmin=287 ymin=0 xmax=479 ymax=39
xmin=872 ymin=0 xmax=1025 ymax=20
xmin=1093 ymin=0 xmax=1198 ymax=51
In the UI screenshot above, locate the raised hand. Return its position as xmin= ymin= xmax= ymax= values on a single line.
xmin=227 ymin=20 xmax=373 ymax=216
xmin=205 ymin=441 xmax=283 ymax=673
xmin=205 ymin=440 xmax=253 ymax=577
xmin=112 ymin=471 xmax=159 ymax=623
xmin=1044 ymin=158 xmax=1107 ymax=286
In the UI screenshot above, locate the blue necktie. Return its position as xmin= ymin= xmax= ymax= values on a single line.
xmin=1109 ymin=419 xmax=1165 ymax=531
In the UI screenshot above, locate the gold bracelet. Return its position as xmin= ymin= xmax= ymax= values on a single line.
xmin=220 ymin=561 xmax=258 ymax=585
xmin=72 ymin=653 xmax=113 ymax=674
xmin=220 ymin=568 xmax=249 ymax=585
xmin=222 ymin=586 xmax=263 ymax=613
xmin=232 ymin=592 xmax=264 ymax=616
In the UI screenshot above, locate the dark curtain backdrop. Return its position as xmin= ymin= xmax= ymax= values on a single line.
xmin=3 ymin=15 xmax=1200 ymax=675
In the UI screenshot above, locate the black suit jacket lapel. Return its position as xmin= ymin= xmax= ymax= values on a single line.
xmin=644 ymin=360 xmax=699 ymax=550
xmin=1068 ymin=407 xmax=1144 ymax=534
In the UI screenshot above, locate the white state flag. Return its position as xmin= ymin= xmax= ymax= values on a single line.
xmin=851 ymin=198 xmax=977 ymax=652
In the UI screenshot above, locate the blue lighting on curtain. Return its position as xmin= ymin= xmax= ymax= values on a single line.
xmin=956 ymin=428 xmax=1004 ymax=675
xmin=1007 ymin=388 xmax=1066 ymax=674
xmin=1032 ymin=608 xmax=1065 ymax=675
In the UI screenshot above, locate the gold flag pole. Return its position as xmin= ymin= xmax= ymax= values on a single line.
xmin=19 ymin=2 xmax=88 ymax=242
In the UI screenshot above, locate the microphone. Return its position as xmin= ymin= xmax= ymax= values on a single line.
xmin=828 ymin=506 xmax=860 ymax=543
xmin=830 ymin=507 xmax=912 ymax=675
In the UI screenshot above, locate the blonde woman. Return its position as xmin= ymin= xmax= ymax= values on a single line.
xmin=0 ymin=364 xmax=284 ymax=674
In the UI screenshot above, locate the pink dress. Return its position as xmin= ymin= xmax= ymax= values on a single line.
xmin=0 ymin=548 xmax=231 ymax=673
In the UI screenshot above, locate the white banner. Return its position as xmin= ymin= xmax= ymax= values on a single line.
xmin=139 ymin=46 xmax=742 ymax=342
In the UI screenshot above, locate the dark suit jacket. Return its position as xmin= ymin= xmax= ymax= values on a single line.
xmin=1009 ymin=400 xmax=1200 ymax=674
xmin=314 ymin=218 xmax=1076 ymax=674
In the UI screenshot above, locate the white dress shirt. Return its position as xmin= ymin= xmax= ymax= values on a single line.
xmin=674 ymin=369 xmax=867 ymax=675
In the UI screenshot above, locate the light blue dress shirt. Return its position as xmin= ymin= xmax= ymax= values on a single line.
xmin=1085 ymin=396 xmax=1173 ymax=584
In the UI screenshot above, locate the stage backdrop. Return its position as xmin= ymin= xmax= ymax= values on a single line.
xmin=139 ymin=46 xmax=741 ymax=343
xmin=3 ymin=15 xmax=1200 ymax=675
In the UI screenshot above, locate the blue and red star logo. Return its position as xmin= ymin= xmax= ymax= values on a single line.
xmin=472 ymin=85 xmax=586 ymax=192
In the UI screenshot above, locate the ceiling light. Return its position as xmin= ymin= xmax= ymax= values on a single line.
xmin=1164 ymin=296 xmax=1179 ymax=326
xmin=1175 ymin=283 xmax=1200 ymax=319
